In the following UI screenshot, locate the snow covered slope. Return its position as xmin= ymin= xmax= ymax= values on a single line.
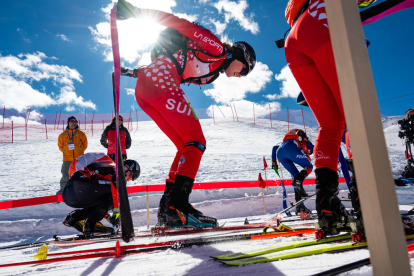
xmin=0 ymin=118 xmax=413 ymax=276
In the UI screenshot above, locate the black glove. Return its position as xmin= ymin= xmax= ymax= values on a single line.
xmin=121 ymin=67 xmax=139 ymax=78
xmin=272 ymin=160 xmax=278 ymax=170
xmin=116 ymin=0 xmax=141 ymax=20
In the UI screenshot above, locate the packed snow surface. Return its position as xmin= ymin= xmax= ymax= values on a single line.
xmin=0 ymin=117 xmax=413 ymax=276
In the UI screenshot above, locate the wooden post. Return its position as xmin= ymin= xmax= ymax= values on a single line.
xmin=261 ymin=189 xmax=266 ymax=215
xmin=25 ymin=107 xmax=31 ymax=141
xmin=212 ymin=106 xmax=215 ymax=124
xmin=146 ymin=185 xmax=150 ymax=229
xmin=301 ymin=107 xmax=306 ymax=133
xmin=91 ymin=120 xmax=94 ymax=137
xmin=264 ymin=168 xmax=269 ymax=195
xmin=253 ymin=103 xmax=255 ymax=125
xmin=136 ymin=110 xmax=138 ymax=130
xmin=233 ymin=103 xmax=239 ymax=122
xmin=269 ymin=103 xmax=273 ymax=128
xmin=230 ymin=104 xmax=235 ymax=122
xmin=287 ymin=107 xmax=289 ymax=131
xmin=45 ymin=119 xmax=48 ymax=140
xmin=54 ymin=111 xmax=58 ymax=130
xmin=2 ymin=105 xmax=5 ymax=128
xmin=324 ymin=1 xmax=410 ymax=275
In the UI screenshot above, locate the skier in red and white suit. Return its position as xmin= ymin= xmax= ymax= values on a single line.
xmin=284 ymin=0 xmax=360 ymax=234
xmin=117 ymin=5 xmax=256 ymax=228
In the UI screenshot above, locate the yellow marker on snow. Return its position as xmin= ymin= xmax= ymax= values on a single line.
xmin=32 ymin=244 xmax=48 ymax=260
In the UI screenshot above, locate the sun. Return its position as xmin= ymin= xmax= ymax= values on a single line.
xmin=117 ymin=16 xmax=165 ymax=64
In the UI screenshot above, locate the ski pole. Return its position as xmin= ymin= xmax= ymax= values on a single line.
xmin=275 ymin=161 xmax=291 ymax=216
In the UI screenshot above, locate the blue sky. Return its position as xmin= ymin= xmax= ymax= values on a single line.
xmin=0 ymin=0 xmax=413 ymax=120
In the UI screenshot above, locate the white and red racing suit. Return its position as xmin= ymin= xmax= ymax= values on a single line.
xmin=285 ymin=0 xmax=345 ymax=172
xmin=135 ymin=10 xmax=227 ymax=183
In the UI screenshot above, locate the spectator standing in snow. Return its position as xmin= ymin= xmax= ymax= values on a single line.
xmin=100 ymin=115 xmax=131 ymax=161
xmin=57 ymin=116 xmax=88 ymax=195
xmin=272 ymin=129 xmax=313 ymax=218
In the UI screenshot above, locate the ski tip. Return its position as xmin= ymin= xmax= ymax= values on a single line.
xmin=32 ymin=244 xmax=48 ymax=261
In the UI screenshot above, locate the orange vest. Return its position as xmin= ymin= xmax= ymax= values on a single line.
xmin=285 ymin=0 xmax=308 ymax=27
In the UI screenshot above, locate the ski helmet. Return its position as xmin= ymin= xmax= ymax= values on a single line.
xmin=232 ymin=42 xmax=256 ymax=76
xmin=297 ymin=130 xmax=307 ymax=142
xmin=124 ymin=160 xmax=140 ymax=181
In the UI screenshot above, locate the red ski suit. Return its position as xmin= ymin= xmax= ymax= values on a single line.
xmin=135 ymin=10 xmax=226 ymax=183
xmin=285 ymin=0 xmax=345 ymax=171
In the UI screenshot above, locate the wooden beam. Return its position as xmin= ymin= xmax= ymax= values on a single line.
xmin=324 ymin=1 xmax=411 ymax=275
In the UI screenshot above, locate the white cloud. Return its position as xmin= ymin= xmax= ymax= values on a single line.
xmin=126 ymin=88 xmax=135 ymax=96
xmin=65 ymin=105 xmax=76 ymax=112
xmin=56 ymin=33 xmax=71 ymax=42
xmin=199 ymin=0 xmax=212 ymax=3
xmin=206 ymin=100 xmax=281 ymax=118
xmin=0 ymin=52 xmax=96 ymax=112
xmin=266 ymin=64 xmax=301 ymax=100
xmin=210 ymin=18 xmax=227 ymax=35
xmin=213 ymin=0 xmax=259 ymax=34
xmin=29 ymin=110 xmax=44 ymax=121
xmin=17 ymin=28 xmax=31 ymax=43
xmin=173 ymin=12 xmax=198 ymax=22
xmin=203 ymin=61 xmax=273 ymax=104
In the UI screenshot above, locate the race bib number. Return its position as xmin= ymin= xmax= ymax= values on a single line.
xmin=68 ymin=142 xmax=75 ymax=151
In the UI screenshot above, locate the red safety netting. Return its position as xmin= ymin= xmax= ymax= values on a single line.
xmin=0 ymin=178 xmax=345 ymax=210
xmin=0 ymin=106 xmax=317 ymax=143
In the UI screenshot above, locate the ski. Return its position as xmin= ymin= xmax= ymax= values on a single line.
xmin=0 ymin=228 xmax=316 ymax=268
xmin=0 ymin=233 xmax=120 ymax=251
xmin=110 ymin=5 xmax=135 ymax=243
xmin=218 ymin=240 xmax=367 ymax=266
xmin=216 ymin=233 xmax=414 ymax=266
xmin=312 ymin=243 xmax=414 ymax=276
xmin=211 ymin=233 xmax=352 ymax=261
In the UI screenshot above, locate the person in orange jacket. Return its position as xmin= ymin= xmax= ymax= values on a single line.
xmin=57 ymin=116 xmax=88 ymax=195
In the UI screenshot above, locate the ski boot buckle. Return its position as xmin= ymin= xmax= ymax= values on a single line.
xmin=151 ymin=226 xmax=166 ymax=236
xmin=351 ymin=231 xmax=366 ymax=243
xmin=315 ymin=229 xmax=327 ymax=240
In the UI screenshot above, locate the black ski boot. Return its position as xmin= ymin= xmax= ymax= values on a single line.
xmin=63 ymin=209 xmax=89 ymax=233
xmin=166 ymin=175 xmax=217 ymax=228
xmin=83 ymin=202 xmax=114 ymax=237
xmin=292 ymin=170 xmax=312 ymax=219
xmin=315 ymin=168 xmax=353 ymax=238
xmin=296 ymin=202 xmax=312 ymax=219
xmin=157 ymin=181 xmax=173 ymax=226
xmin=292 ymin=170 xmax=308 ymax=198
